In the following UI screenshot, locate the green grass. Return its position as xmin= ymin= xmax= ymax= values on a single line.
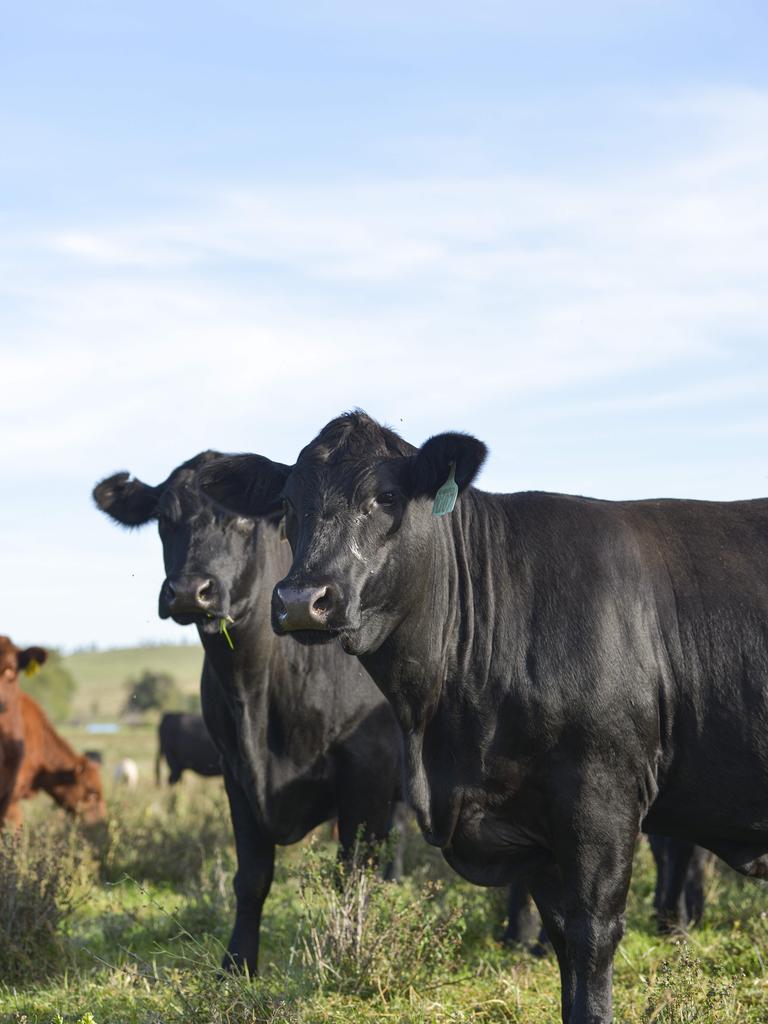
xmin=3 ymin=754 xmax=768 ymax=1024
xmin=64 ymin=645 xmax=203 ymax=719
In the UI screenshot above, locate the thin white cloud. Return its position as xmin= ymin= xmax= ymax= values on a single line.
xmin=2 ymin=87 xmax=768 ymax=646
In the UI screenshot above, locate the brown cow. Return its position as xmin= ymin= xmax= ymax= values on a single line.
xmin=5 ymin=692 xmax=106 ymax=827
xmin=0 ymin=636 xmax=47 ymax=824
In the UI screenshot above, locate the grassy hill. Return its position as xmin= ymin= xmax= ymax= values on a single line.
xmin=64 ymin=643 xmax=204 ymax=719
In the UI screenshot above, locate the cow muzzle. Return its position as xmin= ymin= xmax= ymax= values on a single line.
xmin=160 ymin=575 xmax=222 ymax=620
xmin=272 ymin=581 xmax=343 ymax=633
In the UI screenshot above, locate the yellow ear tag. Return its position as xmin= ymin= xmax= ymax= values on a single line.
xmin=25 ymin=659 xmax=40 ymax=677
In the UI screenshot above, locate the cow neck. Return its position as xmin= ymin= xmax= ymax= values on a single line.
xmin=33 ymin=708 xmax=82 ymax=794
xmin=361 ymin=488 xmax=486 ymax=734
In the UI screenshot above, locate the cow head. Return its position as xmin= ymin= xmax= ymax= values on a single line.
xmin=47 ymin=755 xmax=107 ymax=826
xmin=200 ymin=411 xmax=486 ymax=655
xmin=0 ymin=636 xmax=48 ymax=684
xmin=93 ymin=452 xmax=265 ymax=637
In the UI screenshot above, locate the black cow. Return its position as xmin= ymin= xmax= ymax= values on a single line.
xmin=93 ymin=452 xmax=402 ymax=974
xmin=156 ymin=712 xmax=222 ymax=786
xmin=200 ymin=411 xmax=768 ymax=1024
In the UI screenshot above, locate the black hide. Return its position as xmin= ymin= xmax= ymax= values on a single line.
xmin=156 ymin=712 xmax=222 ymax=785
xmin=94 ymin=451 xmax=403 ymax=974
xmin=199 ymin=411 xmax=768 ymax=1024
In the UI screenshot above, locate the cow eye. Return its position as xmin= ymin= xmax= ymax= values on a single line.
xmin=375 ymin=492 xmax=396 ymax=508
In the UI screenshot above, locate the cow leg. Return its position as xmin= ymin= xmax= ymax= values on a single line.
xmin=4 ymin=800 xmax=22 ymax=829
xmin=684 ymin=847 xmax=712 ymax=926
xmin=221 ymin=767 xmax=274 ymax=974
xmin=384 ymin=801 xmax=409 ymax=881
xmin=167 ymin=756 xmax=182 ymax=785
xmin=649 ymin=836 xmax=695 ymax=933
xmin=528 ymin=865 xmax=574 ymax=1020
xmin=502 ymin=879 xmax=542 ymax=947
xmin=335 ymin=751 xmax=397 ymax=875
xmin=551 ymin=782 xmax=638 ymax=1023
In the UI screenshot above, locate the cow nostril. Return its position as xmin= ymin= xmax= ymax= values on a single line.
xmin=274 ymin=589 xmax=288 ymax=622
xmin=312 ymin=587 xmax=333 ymax=617
xmin=197 ymin=580 xmax=215 ymax=606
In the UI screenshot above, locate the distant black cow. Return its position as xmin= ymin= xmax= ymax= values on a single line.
xmin=200 ymin=411 xmax=768 ymax=1024
xmin=156 ymin=712 xmax=222 ymax=786
xmin=93 ymin=453 xmax=402 ymax=974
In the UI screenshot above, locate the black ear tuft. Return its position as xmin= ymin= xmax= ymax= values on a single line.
xmin=17 ymin=646 xmax=48 ymax=670
xmin=198 ymin=455 xmax=291 ymax=518
xmin=92 ymin=472 xmax=158 ymax=526
xmin=409 ymin=431 xmax=488 ymax=498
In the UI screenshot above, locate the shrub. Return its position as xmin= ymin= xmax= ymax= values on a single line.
xmin=122 ymin=670 xmax=182 ymax=715
xmin=97 ymin=783 xmax=233 ymax=885
xmin=0 ymin=819 xmax=94 ymax=981
xmin=292 ymin=838 xmax=464 ymax=999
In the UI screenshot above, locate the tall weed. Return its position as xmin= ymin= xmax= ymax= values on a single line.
xmin=293 ymin=839 xmax=464 ymax=999
xmin=0 ymin=819 xmax=94 ymax=981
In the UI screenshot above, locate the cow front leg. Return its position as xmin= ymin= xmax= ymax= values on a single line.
xmin=3 ymin=800 xmax=23 ymax=829
xmin=221 ymin=767 xmax=275 ymax=974
xmin=528 ymin=865 xmax=574 ymax=1019
xmin=555 ymin=780 xmax=638 ymax=1024
xmin=335 ymin=753 xmax=397 ymax=875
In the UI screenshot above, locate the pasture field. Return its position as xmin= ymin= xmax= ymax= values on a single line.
xmin=2 ymin=741 xmax=768 ymax=1024
xmin=63 ymin=645 xmax=203 ymax=720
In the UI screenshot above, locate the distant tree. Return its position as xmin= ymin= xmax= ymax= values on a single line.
xmin=122 ymin=670 xmax=182 ymax=715
xmin=20 ymin=650 xmax=77 ymax=723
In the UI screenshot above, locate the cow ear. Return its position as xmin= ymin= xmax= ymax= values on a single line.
xmin=408 ymin=432 xmax=488 ymax=499
xmin=17 ymin=647 xmax=47 ymax=673
xmin=93 ymin=472 xmax=159 ymax=526
xmin=198 ymin=455 xmax=291 ymax=518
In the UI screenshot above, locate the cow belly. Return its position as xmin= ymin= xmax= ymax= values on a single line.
xmin=441 ymin=794 xmax=552 ymax=888
xmin=645 ymin=719 xmax=768 ymax=841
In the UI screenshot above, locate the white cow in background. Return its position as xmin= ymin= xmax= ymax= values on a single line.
xmin=113 ymin=757 xmax=139 ymax=788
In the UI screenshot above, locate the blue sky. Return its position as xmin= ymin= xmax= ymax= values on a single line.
xmin=2 ymin=2 xmax=767 ymax=650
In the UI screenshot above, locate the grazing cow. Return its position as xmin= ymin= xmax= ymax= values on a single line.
xmin=0 ymin=637 xmax=47 ymax=824
xmin=113 ymin=757 xmax=139 ymax=788
xmin=156 ymin=712 xmax=222 ymax=785
xmin=199 ymin=410 xmax=768 ymax=1024
xmin=6 ymin=692 xmax=106 ymax=827
xmin=93 ymin=452 xmax=403 ymax=974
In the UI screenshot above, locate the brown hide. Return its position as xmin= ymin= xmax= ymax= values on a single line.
xmin=0 ymin=636 xmax=47 ymax=824
xmin=8 ymin=692 xmax=106 ymax=827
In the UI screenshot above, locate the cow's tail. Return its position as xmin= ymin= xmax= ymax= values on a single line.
xmin=155 ymin=746 xmax=163 ymax=787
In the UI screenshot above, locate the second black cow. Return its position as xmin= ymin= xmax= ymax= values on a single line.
xmin=94 ymin=452 xmax=403 ymax=974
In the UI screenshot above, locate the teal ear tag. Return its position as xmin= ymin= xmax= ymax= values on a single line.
xmin=432 ymin=463 xmax=458 ymax=517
